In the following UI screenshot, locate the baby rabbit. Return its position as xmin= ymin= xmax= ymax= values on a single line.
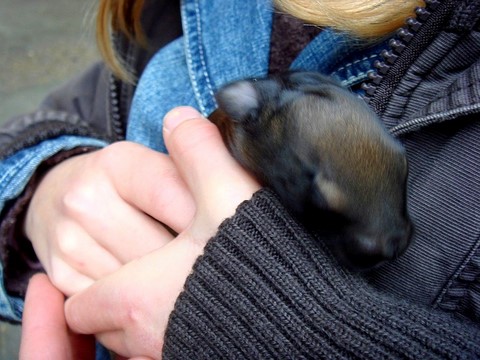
xmin=209 ymin=72 xmax=412 ymax=270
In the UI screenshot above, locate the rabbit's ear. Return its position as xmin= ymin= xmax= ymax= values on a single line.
xmin=312 ymin=172 xmax=346 ymax=213
xmin=215 ymin=80 xmax=260 ymax=122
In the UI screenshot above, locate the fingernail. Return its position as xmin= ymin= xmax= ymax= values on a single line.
xmin=163 ymin=106 xmax=202 ymax=132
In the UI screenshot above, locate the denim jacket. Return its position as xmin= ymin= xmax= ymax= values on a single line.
xmin=127 ymin=0 xmax=387 ymax=153
xmin=1 ymin=0 xmax=479 ymax=332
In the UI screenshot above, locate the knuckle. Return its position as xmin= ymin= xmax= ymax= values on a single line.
xmin=56 ymin=233 xmax=80 ymax=257
xmin=94 ymin=141 xmax=144 ymax=168
xmin=120 ymin=295 xmax=147 ymax=328
xmin=88 ymin=145 xmax=118 ymax=172
xmin=93 ymin=142 xmax=123 ymax=163
xmin=48 ymin=273 xmax=66 ymax=291
xmin=120 ymin=297 xmax=164 ymax=354
xmin=61 ymin=182 xmax=97 ymax=218
xmin=53 ymin=224 xmax=92 ymax=273
xmin=48 ymin=260 xmax=71 ymax=291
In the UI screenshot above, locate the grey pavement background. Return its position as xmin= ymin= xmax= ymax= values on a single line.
xmin=0 ymin=0 xmax=99 ymax=121
xmin=0 ymin=0 xmax=99 ymax=358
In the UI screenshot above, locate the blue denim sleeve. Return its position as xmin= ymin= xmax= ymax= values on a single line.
xmin=0 ymin=135 xmax=107 ymax=322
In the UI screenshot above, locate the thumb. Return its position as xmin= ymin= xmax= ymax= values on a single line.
xmin=162 ymin=106 xmax=233 ymax=181
xmin=162 ymin=106 xmax=259 ymax=226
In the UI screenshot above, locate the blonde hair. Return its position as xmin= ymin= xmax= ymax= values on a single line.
xmin=274 ymin=0 xmax=423 ymax=39
xmin=96 ymin=0 xmax=146 ymax=83
xmin=96 ymin=0 xmax=422 ymax=82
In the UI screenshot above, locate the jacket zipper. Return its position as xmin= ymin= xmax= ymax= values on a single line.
xmin=109 ymin=73 xmax=126 ymax=141
xmin=390 ymin=103 xmax=480 ymax=136
xmin=108 ymin=32 xmax=137 ymax=142
xmin=361 ymin=0 xmax=440 ymax=100
xmin=362 ymin=0 xmax=480 ymax=136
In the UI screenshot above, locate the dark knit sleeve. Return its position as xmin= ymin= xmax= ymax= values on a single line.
xmin=163 ymin=189 xmax=480 ymax=359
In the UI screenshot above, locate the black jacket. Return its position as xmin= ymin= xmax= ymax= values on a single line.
xmin=1 ymin=0 xmax=480 ymax=358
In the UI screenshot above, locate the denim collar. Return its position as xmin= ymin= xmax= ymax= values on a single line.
xmin=180 ymin=0 xmax=390 ymax=114
xmin=181 ymin=0 xmax=273 ymax=115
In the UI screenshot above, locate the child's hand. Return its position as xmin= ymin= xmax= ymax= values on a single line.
xmin=25 ymin=140 xmax=196 ymax=296
xmin=64 ymin=107 xmax=260 ymax=358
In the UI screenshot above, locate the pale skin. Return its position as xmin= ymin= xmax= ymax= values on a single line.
xmin=20 ymin=107 xmax=260 ymax=359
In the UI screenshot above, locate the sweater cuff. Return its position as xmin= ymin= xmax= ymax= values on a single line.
xmin=163 ymin=188 xmax=480 ymax=359
xmin=0 ymin=146 xmax=99 ymax=297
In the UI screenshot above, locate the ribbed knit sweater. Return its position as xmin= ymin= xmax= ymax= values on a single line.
xmin=163 ymin=189 xmax=480 ymax=359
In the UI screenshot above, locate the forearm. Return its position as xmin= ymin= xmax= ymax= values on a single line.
xmin=164 ymin=189 xmax=480 ymax=359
